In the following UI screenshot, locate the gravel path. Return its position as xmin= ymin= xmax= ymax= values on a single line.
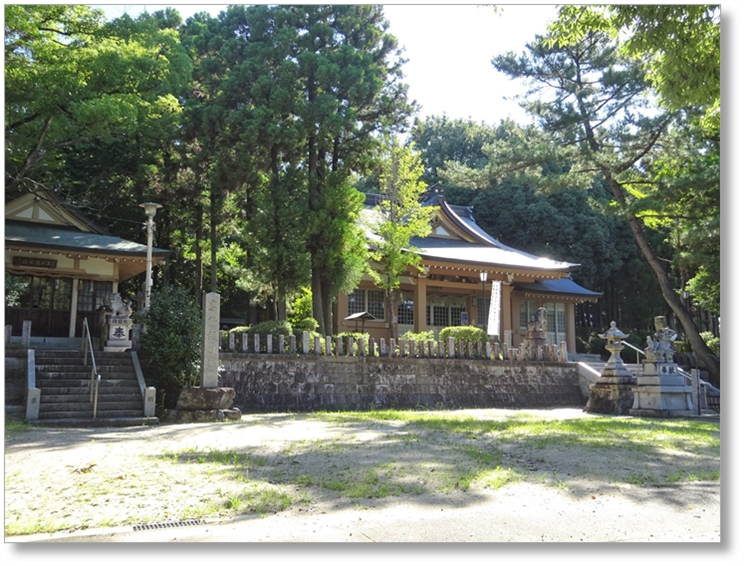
xmin=4 ymin=408 xmax=721 ymax=543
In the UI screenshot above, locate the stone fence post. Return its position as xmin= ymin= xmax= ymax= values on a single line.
xmin=22 ymin=320 xmax=32 ymax=348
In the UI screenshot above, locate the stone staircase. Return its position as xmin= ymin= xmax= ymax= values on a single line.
xmin=34 ymin=350 xmax=158 ymax=427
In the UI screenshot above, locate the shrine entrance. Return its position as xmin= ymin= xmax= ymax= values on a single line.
xmin=5 ymin=274 xmax=72 ymax=337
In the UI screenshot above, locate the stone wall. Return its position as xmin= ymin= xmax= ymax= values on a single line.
xmin=219 ymin=354 xmax=584 ymax=412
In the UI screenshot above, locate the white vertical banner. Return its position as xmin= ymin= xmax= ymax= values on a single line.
xmin=487 ymin=281 xmax=501 ymax=337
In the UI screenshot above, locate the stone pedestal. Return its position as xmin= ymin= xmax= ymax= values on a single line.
xmin=629 ymin=362 xmax=694 ymax=417
xmin=164 ymin=386 xmax=242 ymax=423
xmin=585 ymin=322 xmax=635 ymax=415
xmin=104 ymin=315 xmax=133 ymax=352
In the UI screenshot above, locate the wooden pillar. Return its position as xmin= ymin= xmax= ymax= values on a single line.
xmin=68 ymin=278 xmax=79 ymax=338
xmin=337 ymin=291 xmax=349 ymax=333
xmin=566 ymin=301 xmax=577 ymax=354
xmin=501 ymin=284 xmax=513 ymax=344
xmin=414 ymin=274 xmax=427 ymax=333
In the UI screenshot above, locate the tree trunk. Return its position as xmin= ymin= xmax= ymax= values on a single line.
xmin=312 ymin=267 xmax=325 ymax=336
xmin=321 ymin=278 xmax=333 ymax=338
xmin=210 ymin=187 xmax=218 ymax=294
xmin=195 ymin=201 xmax=204 ymax=306
xmin=604 ymin=173 xmax=720 ymax=386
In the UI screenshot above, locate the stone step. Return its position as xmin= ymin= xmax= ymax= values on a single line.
xmin=39 ymin=399 xmax=142 ymax=411
xmin=41 ymin=393 xmax=141 ymax=405
xmin=35 ymin=416 xmax=159 ymax=428
xmin=36 ymin=373 xmax=139 ymax=388
xmin=37 ymin=371 xmax=138 ymax=381
xmin=39 ymin=409 xmax=147 ymax=420
xmin=39 ymin=386 xmax=141 ymax=396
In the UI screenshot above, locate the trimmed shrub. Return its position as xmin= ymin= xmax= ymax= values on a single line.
xmin=400 ymin=330 xmax=435 ymax=342
xmin=293 ymin=317 xmax=319 ymax=332
xmin=335 ymin=332 xmax=372 ymax=355
xmin=228 ymin=325 xmax=252 ymax=335
xmin=141 ymin=287 xmax=201 ymax=410
xmin=439 ymin=326 xmax=488 ymax=345
xmin=248 ymin=320 xmax=293 ymax=352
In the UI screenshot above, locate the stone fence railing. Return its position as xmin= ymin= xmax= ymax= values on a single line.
xmin=221 ymin=331 xmax=569 ymax=363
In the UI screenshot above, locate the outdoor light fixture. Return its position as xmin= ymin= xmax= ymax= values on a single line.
xmin=139 ymin=202 xmax=162 ymax=310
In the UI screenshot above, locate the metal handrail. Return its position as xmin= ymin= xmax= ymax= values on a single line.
xmin=82 ymin=318 xmax=101 ymax=418
xmin=620 ymin=340 xmax=646 ymax=365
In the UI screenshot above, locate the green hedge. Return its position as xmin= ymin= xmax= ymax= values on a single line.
xmin=400 ymin=330 xmax=435 ymax=342
xmin=438 ymin=326 xmax=488 ymax=344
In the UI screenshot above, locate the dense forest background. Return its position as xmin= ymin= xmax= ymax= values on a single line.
xmin=5 ymin=5 xmax=720 ymax=381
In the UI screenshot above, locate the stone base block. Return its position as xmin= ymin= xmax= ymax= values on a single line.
xmin=585 ymin=383 xmax=635 ymax=415
xmin=632 ymin=384 xmax=693 ymax=416
xmin=163 ymin=407 xmax=242 ymax=424
xmin=104 ymin=344 xmax=131 ymax=352
xmin=176 ymin=387 xmax=236 ymax=410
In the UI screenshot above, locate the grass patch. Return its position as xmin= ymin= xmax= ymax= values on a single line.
xmin=5 ymin=517 xmax=74 ymax=537
xmin=477 ymin=466 xmax=522 ymax=490
xmin=4 ymin=419 xmax=31 ymax=439
xmin=219 ymin=484 xmax=293 ymax=516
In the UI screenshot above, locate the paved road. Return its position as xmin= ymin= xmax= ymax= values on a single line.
xmin=9 ymin=481 xmax=720 ymax=544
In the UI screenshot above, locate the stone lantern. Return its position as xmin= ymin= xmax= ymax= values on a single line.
xmin=584 ymin=321 xmax=635 ymax=415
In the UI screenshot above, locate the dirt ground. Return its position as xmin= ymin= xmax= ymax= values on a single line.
xmin=4 ymin=408 xmax=721 ymax=543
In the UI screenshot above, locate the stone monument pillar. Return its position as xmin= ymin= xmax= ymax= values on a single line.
xmin=166 ymin=292 xmax=242 ymax=423
xmin=584 ymin=322 xmax=636 ymax=415
xmin=629 ymin=316 xmax=694 ymax=417
xmin=200 ymin=292 xmax=220 ymax=388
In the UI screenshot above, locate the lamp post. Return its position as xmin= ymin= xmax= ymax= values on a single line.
xmin=479 ymin=271 xmax=488 ymax=330
xmin=139 ymin=202 xmax=162 ymax=310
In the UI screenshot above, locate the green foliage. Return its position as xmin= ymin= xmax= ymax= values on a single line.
xmin=293 ymin=317 xmax=319 ymax=333
xmin=4 ymin=5 xmax=191 ymax=195
xmin=367 ymin=139 xmax=433 ymax=334
xmin=179 ymin=5 xmax=413 ymax=334
xmin=400 ymin=330 xmax=436 ymax=342
xmin=410 ymin=115 xmax=499 ymax=187
xmin=548 ymin=5 xmax=720 ymax=121
xmin=247 ymin=320 xmax=293 ymax=339
xmin=141 ymin=287 xmax=201 ymax=408
xmin=4 ymin=275 xmax=28 ymax=308
xmin=336 ymin=332 xmax=370 ymax=342
xmin=288 ymin=287 xmax=314 ymax=327
xmin=439 ymin=326 xmax=488 ymax=345
xmin=700 ymin=332 xmax=720 ymax=356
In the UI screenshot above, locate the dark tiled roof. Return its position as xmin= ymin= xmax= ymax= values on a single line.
xmin=512 ymin=278 xmax=603 ymax=298
xmin=5 ymin=221 xmax=169 ymax=257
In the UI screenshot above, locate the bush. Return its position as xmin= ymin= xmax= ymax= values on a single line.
xmin=400 ymin=330 xmax=435 ymax=342
xmin=335 ymin=332 xmax=372 ymax=355
xmin=288 ymin=287 xmax=313 ymax=327
xmin=141 ymin=287 xmax=201 ymax=410
xmin=227 ymin=325 xmax=252 ymax=335
xmin=439 ymin=326 xmax=488 ymax=345
xmin=249 ymin=320 xmax=293 ymax=337
xmin=293 ymin=317 xmax=319 ymax=332
xmin=247 ymin=320 xmax=293 ymax=352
